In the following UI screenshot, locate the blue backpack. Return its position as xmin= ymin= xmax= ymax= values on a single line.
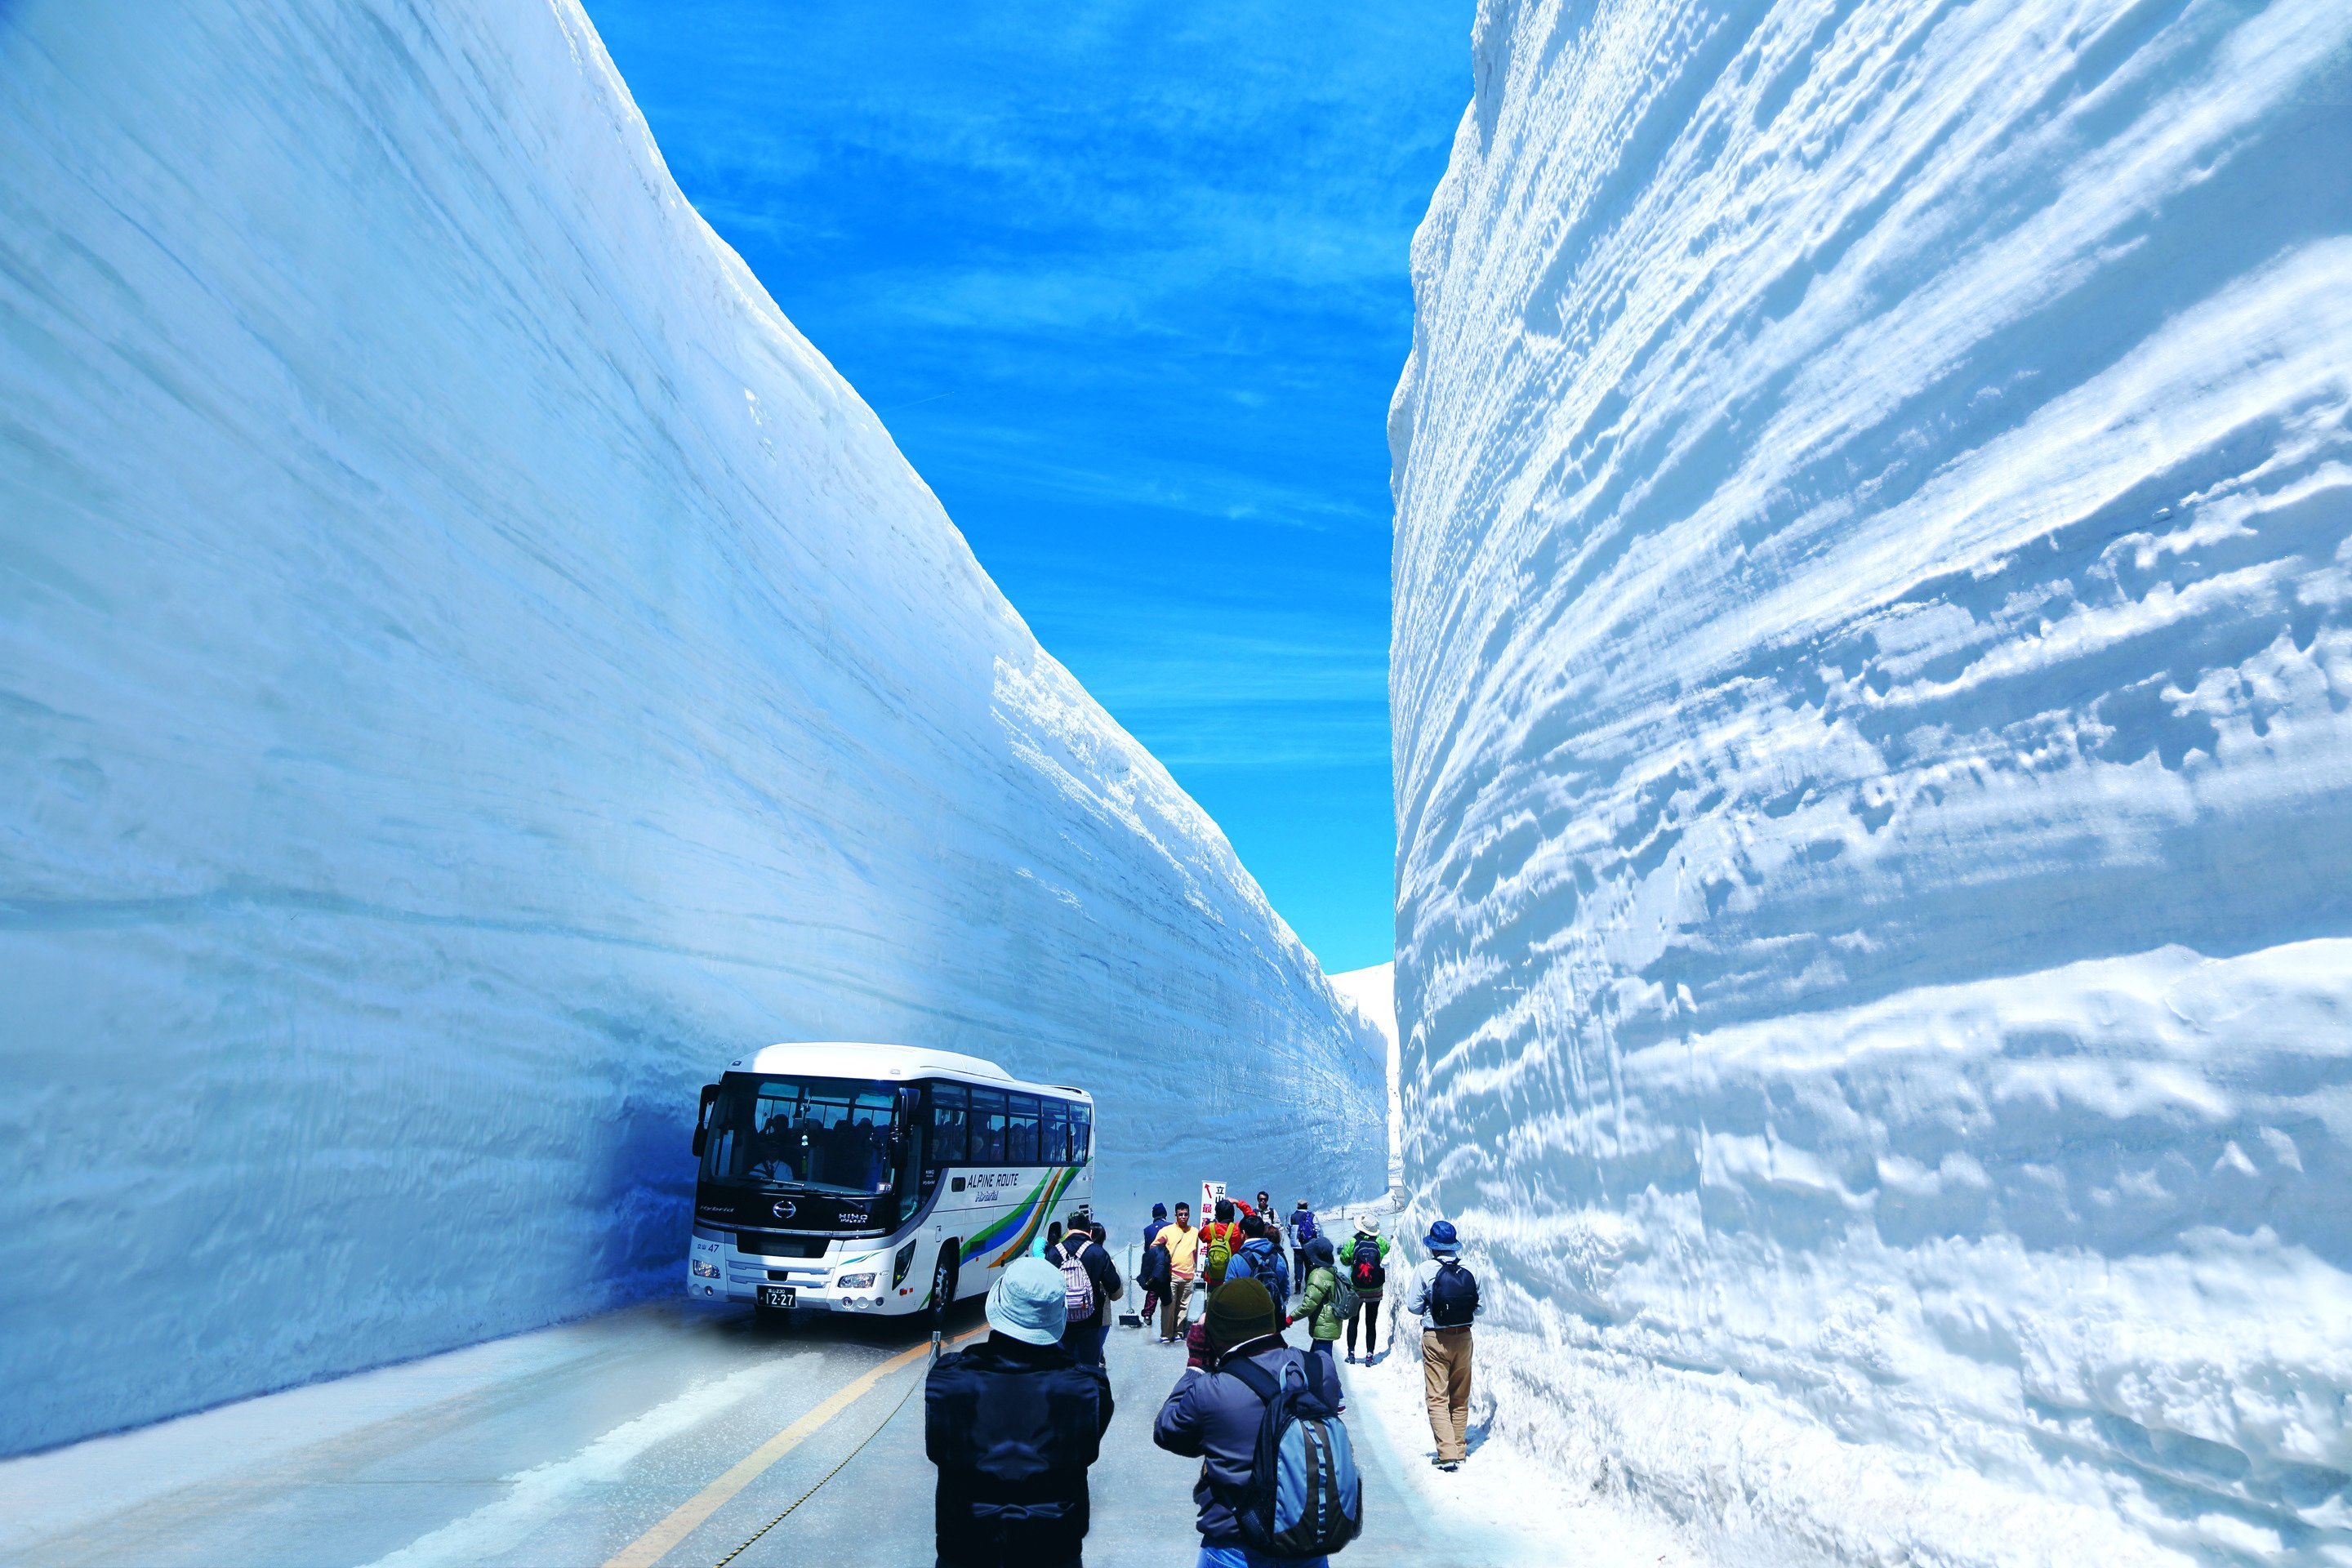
xmin=1221 ymin=1354 xmax=1362 ymax=1557
xmin=1294 ymin=1209 xmax=1318 ymax=1243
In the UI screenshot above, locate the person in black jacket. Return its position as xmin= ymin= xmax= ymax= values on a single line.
xmin=925 ymin=1256 xmax=1116 ymax=1568
xmin=1049 ymin=1218 xmax=1123 ymax=1367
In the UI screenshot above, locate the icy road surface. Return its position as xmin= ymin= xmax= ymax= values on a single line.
xmin=0 ymin=1296 xmax=1586 ymax=1568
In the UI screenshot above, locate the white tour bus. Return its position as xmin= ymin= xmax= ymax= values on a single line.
xmin=686 ymin=1041 xmax=1095 ymax=1321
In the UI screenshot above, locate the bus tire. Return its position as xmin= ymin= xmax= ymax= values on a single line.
xmin=930 ymin=1248 xmax=960 ymax=1330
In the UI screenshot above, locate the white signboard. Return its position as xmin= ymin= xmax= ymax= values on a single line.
xmin=1200 ymin=1179 xmax=1226 ymax=1216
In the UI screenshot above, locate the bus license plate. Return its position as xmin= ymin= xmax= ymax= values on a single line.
xmin=759 ymin=1285 xmax=795 ymax=1309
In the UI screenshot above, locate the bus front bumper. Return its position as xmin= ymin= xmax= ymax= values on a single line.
xmin=687 ymin=1235 xmax=895 ymax=1311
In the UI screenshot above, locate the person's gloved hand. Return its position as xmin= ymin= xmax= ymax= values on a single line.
xmin=1185 ymin=1318 xmax=1213 ymax=1370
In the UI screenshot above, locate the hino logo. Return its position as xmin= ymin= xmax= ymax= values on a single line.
xmin=771 ymin=1200 xmax=796 ymax=1220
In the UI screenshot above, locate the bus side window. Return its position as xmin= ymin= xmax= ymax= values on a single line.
xmin=969 ymin=1087 xmax=1007 ymax=1165
xmin=1041 ymin=1099 xmax=1068 ymax=1165
xmin=929 ymin=1083 xmax=969 ymax=1165
xmin=1005 ymin=1094 xmax=1040 ymax=1165
xmin=1071 ymin=1104 xmax=1092 ymax=1165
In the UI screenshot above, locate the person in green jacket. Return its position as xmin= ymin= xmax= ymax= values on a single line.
xmin=1295 ymin=1235 xmax=1345 ymax=1387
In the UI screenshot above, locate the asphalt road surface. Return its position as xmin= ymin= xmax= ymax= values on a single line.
xmin=0 ymin=1292 xmax=1532 ymax=1567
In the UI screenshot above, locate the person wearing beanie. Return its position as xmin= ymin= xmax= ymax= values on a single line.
xmin=1405 ymin=1218 xmax=1482 ymax=1471
xmin=925 ymin=1256 xmax=1115 ymax=1566
xmin=1153 ymin=1276 xmax=1343 ymax=1557
xmin=1285 ymin=1199 xmax=1320 ymax=1303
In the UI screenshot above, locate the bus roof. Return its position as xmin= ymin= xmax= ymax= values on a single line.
xmin=722 ymin=1040 xmax=1092 ymax=1101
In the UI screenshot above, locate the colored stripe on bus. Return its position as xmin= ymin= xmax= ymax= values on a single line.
xmin=959 ymin=1166 xmax=1076 ymax=1266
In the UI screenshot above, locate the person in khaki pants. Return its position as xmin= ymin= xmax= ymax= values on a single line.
xmin=1405 ymin=1218 xmax=1482 ymax=1470
xmin=1153 ymin=1202 xmax=1199 ymax=1342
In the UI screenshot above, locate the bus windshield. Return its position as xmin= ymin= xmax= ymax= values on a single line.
xmin=700 ymin=1074 xmax=904 ymax=1196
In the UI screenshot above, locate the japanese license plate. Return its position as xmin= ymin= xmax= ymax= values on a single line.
xmin=758 ymin=1285 xmax=795 ymax=1309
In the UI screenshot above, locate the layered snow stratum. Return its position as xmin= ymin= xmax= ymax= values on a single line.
xmin=0 ymin=0 xmax=1384 ymax=1455
xmin=1389 ymin=1 xmax=2352 ymax=1562
xmin=1330 ymin=962 xmax=1404 ymax=1187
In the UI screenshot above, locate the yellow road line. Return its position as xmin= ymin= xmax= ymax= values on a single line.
xmin=601 ymin=1326 xmax=985 ymax=1568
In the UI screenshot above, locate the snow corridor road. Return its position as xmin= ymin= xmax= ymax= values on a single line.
xmin=0 ymin=1294 xmax=1537 ymax=1567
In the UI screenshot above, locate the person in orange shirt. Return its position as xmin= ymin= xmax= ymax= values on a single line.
xmin=1152 ymin=1202 xmax=1200 ymax=1343
xmin=1196 ymin=1197 xmax=1245 ymax=1291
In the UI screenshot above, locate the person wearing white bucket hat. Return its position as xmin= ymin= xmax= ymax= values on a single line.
xmin=925 ymin=1256 xmax=1115 ymax=1566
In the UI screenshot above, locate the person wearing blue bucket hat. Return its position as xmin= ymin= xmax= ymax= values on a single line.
xmin=925 ymin=1256 xmax=1115 ymax=1565
xmin=1405 ymin=1218 xmax=1482 ymax=1470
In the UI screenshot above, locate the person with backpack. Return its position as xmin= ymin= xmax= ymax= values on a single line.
xmin=1286 ymin=1201 xmax=1319 ymax=1302
xmin=1198 ymin=1198 xmax=1244 ymax=1291
xmin=1049 ymin=1216 xmax=1123 ymax=1367
xmin=1405 ymin=1218 xmax=1482 ymax=1472
xmin=1153 ymin=1276 xmax=1361 ymax=1566
xmin=1227 ymin=1213 xmax=1290 ymax=1307
xmin=1295 ymin=1236 xmax=1345 ymax=1391
xmin=1341 ymin=1218 xmax=1390 ymax=1364
xmin=1139 ymin=1208 xmax=1173 ymax=1329
xmin=926 ymin=1255 xmax=1116 ymax=1567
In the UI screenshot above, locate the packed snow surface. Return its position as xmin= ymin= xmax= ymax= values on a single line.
xmin=0 ymin=0 xmax=1383 ymax=1455
xmin=1388 ymin=0 xmax=2352 ymax=1562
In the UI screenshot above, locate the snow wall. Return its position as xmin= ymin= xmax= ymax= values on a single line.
xmin=0 ymin=0 xmax=1386 ymax=1456
xmin=1389 ymin=1 xmax=2352 ymax=1562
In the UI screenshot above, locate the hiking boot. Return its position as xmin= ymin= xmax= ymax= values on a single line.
xmin=1345 ymin=1352 xmax=1357 ymax=1364
xmin=1437 ymin=1459 xmax=1460 ymax=1472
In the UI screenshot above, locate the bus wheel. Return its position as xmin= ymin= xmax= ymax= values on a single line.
xmin=930 ymin=1249 xmax=960 ymax=1330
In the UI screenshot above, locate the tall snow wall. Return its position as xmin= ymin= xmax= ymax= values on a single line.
xmin=1390 ymin=1 xmax=2352 ymax=1562
xmin=0 ymin=0 xmax=1386 ymax=1456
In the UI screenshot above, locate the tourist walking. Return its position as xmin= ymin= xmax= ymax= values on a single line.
xmin=1198 ymin=1198 xmax=1244 ymax=1290
xmin=1152 ymin=1277 xmax=1360 ymax=1565
xmin=1342 ymin=1218 xmax=1390 ymax=1364
xmin=1154 ymin=1202 xmax=1200 ymax=1342
xmin=1050 ymin=1217 xmax=1123 ymax=1367
xmin=1405 ymin=1218 xmax=1482 ymax=1471
xmin=925 ymin=1255 xmax=1116 ymax=1566
xmin=1228 ymin=1213 xmax=1290 ymax=1305
xmin=1286 ymin=1200 xmax=1318 ymax=1301
xmin=1296 ymin=1235 xmax=1344 ymax=1392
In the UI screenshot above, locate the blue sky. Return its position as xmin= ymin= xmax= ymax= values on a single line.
xmin=582 ymin=2 xmax=1471 ymax=973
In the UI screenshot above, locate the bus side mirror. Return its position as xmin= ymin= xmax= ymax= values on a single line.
xmin=691 ymin=1084 xmax=718 ymax=1157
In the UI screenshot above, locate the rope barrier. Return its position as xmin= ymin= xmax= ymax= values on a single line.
xmin=708 ymin=1365 xmax=924 ymax=1568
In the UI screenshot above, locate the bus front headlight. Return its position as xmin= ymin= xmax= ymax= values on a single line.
xmin=835 ymin=1272 xmax=878 ymax=1290
xmin=692 ymin=1258 xmax=722 ymax=1279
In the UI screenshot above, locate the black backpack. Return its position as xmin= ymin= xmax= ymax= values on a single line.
xmin=1349 ymin=1236 xmax=1385 ymax=1292
xmin=1428 ymin=1258 xmax=1478 ymax=1328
